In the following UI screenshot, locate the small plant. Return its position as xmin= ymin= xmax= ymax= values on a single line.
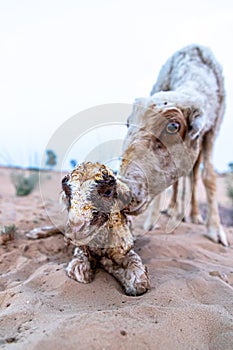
xmin=228 ymin=162 xmax=233 ymax=172
xmin=70 ymin=159 xmax=77 ymax=168
xmin=45 ymin=149 xmax=57 ymax=169
xmin=10 ymin=170 xmax=39 ymax=196
xmin=0 ymin=225 xmax=17 ymax=245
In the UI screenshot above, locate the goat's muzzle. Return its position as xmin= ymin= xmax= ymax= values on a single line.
xmin=119 ymin=160 xmax=149 ymax=215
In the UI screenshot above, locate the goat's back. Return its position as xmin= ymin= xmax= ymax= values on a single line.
xmin=150 ymin=44 xmax=225 ymax=134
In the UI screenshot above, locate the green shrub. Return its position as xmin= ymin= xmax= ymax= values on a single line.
xmin=10 ymin=170 xmax=39 ymax=196
xmin=228 ymin=162 xmax=233 ymax=173
xmin=0 ymin=225 xmax=17 ymax=244
xmin=227 ymin=163 xmax=233 ymax=206
xmin=45 ymin=149 xmax=57 ymax=169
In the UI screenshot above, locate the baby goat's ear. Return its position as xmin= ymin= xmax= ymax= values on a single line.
xmin=187 ymin=107 xmax=206 ymax=140
xmin=61 ymin=174 xmax=71 ymax=210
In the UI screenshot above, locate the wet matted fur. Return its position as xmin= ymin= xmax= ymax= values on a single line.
xmin=28 ymin=162 xmax=150 ymax=296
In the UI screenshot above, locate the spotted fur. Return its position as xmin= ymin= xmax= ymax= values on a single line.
xmin=27 ymin=162 xmax=150 ymax=296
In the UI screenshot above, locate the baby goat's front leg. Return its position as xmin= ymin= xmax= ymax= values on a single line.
xmin=66 ymin=246 xmax=95 ymax=283
xmin=26 ymin=225 xmax=64 ymax=239
xmin=100 ymin=250 xmax=150 ymax=296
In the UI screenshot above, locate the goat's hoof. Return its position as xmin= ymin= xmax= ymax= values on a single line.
xmin=143 ymin=222 xmax=160 ymax=231
xmin=191 ymin=214 xmax=204 ymax=225
xmin=205 ymin=226 xmax=229 ymax=247
xmin=163 ymin=207 xmax=178 ymax=218
xmin=66 ymin=258 xmax=94 ymax=283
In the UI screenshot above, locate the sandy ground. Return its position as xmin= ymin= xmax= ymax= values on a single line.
xmin=1 ymin=167 xmax=233 ymax=350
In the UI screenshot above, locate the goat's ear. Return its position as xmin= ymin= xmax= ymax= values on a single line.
xmin=127 ymin=98 xmax=147 ymax=128
xmin=188 ymin=108 xmax=206 ymax=140
xmin=134 ymin=97 xmax=145 ymax=106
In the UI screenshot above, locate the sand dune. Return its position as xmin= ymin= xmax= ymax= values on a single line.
xmin=1 ymin=168 xmax=233 ymax=350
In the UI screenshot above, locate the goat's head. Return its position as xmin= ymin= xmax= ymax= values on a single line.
xmin=61 ymin=162 xmax=132 ymax=245
xmin=119 ymin=92 xmax=205 ymax=214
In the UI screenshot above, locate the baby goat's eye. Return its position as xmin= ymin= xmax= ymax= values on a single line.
xmin=103 ymin=189 xmax=113 ymax=197
xmin=166 ymin=121 xmax=180 ymax=134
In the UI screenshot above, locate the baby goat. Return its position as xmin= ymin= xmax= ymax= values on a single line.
xmin=27 ymin=162 xmax=150 ymax=296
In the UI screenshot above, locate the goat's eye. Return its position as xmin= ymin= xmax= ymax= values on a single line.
xmin=166 ymin=121 xmax=180 ymax=134
xmin=103 ymin=189 xmax=113 ymax=197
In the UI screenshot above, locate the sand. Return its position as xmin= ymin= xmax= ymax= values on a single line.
xmin=1 ymin=167 xmax=233 ymax=350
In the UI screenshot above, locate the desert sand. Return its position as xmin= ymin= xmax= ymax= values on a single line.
xmin=1 ymin=167 xmax=233 ymax=350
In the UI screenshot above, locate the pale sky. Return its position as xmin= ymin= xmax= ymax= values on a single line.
xmin=0 ymin=0 xmax=233 ymax=171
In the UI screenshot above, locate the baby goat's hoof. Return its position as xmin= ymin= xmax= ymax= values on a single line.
xmin=66 ymin=258 xmax=94 ymax=284
xmin=124 ymin=266 xmax=150 ymax=296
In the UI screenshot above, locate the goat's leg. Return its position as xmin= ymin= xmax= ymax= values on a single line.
xmin=167 ymin=181 xmax=179 ymax=216
xmin=165 ymin=178 xmax=187 ymax=222
xmin=66 ymin=246 xmax=96 ymax=283
xmin=202 ymin=131 xmax=228 ymax=246
xmin=143 ymin=194 xmax=162 ymax=231
xmin=170 ymin=177 xmax=188 ymax=223
xmin=180 ymin=176 xmax=187 ymax=221
xmin=190 ymin=152 xmax=204 ymax=224
xmin=100 ymin=250 xmax=150 ymax=296
xmin=26 ymin=225 xmax=64 ymax=239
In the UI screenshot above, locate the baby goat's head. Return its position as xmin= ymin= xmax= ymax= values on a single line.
xmin=61 ymin=162 xmax=132 ymax=245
